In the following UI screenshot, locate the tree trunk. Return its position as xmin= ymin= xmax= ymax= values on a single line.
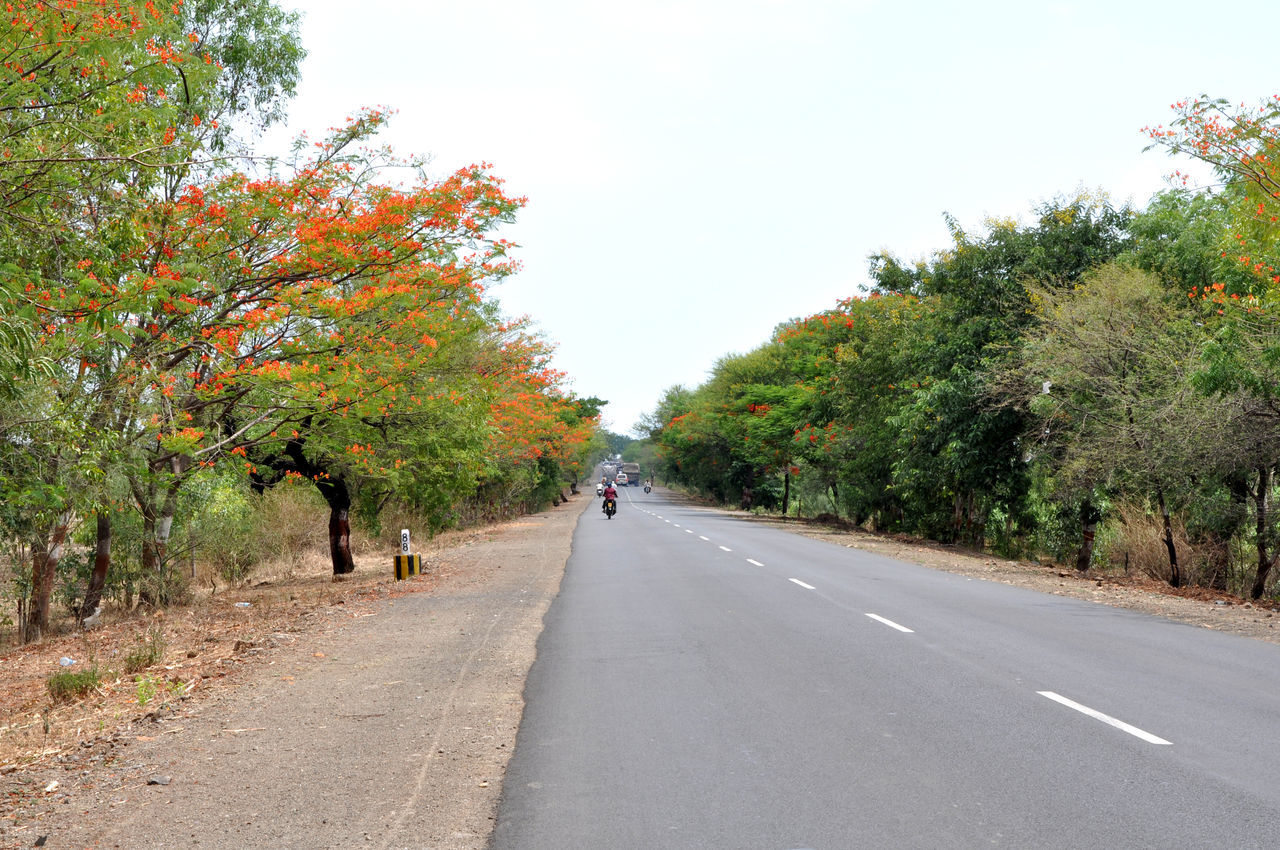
xmin=80 ymin=510 xmax=112 ymax=623
xmin=781 ymin=471 xmax=791 ymax=519
xmin=29 ymin=541 xmax=55 ymax=642
xmin=740 ymin=467 xmax=756 ymax=511
xmin=133 ymin=465 xmax=185 ymax=605
xmin=1251 ymin=464 xmax=1275 ymax=600
xmin=140 ymin=507 xmax=158 ymax=573
xmin=969 ymin=492 xmax=986 ymax=547
xmin=270 ymin=421 xmax=356 ymax=575
xmin=154 ymin=515 xmax=175 ymax=569
xmin=1213 ymin=471 xmax=1251 ymax=592
xmin=319 ymin=476 xmax=355 ymax=575
xmin=1157 ymin=487 xmax=1181 ymax=588
xmin=27 ymin=512 xmax=73 ymax=642
xmin=1075 ymin=498 xmax=1100 ymax=572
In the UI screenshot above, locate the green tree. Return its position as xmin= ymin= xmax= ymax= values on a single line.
xmin=1145 ymin=96 xmax=1280 ymax=597
xmin=1009 ymin=264 xmax=1238 ymax=586
xmin=603 ymin=431 xmax=633 ymax=459
xmin=870 ymin=196 xmax=1133 ymax=545
xmin=0 ymin=1 xmax=224 ymax=637
xmin=827 ymin=293 xmax=933 ymax=528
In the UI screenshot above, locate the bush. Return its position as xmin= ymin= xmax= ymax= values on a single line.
xmin=138 ymin=567 xmax=191 ymax=607
xmin=196 ymin=484 xmax=261 ymax=585
xmin=121 ymin=627 xmax=166 ymax=674
xmin=247 ymin=484 xmax=331 ymax=576
xmin=1107 ymin=502 xmax=1217 ymax=586
xmin=47 ymin=665 xmax=103 ymax=703
xmin=189 ymin=479 xmax=328 ymax=585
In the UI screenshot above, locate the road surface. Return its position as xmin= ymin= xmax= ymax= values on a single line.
xmin=492 ymin=488 xmax=1280 ymax=849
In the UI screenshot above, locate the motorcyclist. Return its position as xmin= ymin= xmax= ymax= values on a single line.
xmin=602 ymin=481 xmax=618 ymax=513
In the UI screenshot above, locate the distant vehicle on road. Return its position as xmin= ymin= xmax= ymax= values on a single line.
xmin=616 ymin=472 xmax=629 ymax=486
xmin=619 ymin=462 xmax=641 ymax=485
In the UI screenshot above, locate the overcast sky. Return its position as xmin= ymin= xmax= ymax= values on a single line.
xmin=263 ymin=0 xmax=1276 ymax=434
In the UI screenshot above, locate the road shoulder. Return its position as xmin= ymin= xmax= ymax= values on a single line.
xmin=3 ymin=495 xmax=590 ymax=850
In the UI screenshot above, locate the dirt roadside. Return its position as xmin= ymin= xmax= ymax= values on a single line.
xmin=0 ymin=495 xmax=590 ymax=850
xmin=4 ymin=490 xmax=1280 ymax=849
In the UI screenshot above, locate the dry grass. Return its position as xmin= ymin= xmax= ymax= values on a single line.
xmin=1105 ymin=502 xmax=1222 ymax=588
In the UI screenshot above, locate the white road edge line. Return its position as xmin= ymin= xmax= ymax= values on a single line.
xmin=747 ymin=558 xmax=764 ymax=567
xmin=685 ymin=529 xmax=694 ymax=534
xmin=699 ymin=536 xmax=709 ymax=541
xmin=865 ymin=613 xmax=914 ymax=633
xmin=789 ymin=578 xmax=816 ymax=590
xmin=1037 ymin=691 xmax=1172 ymax=746
xmin=718 ymin=545 xmax=732 ymax=552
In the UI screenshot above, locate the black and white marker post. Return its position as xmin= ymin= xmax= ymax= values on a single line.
xmin=394 ymin=527 xmax=421 ymax=580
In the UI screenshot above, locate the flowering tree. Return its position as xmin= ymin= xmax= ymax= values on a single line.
xmin=0 ymin=0 xmax=225 ymax=636
xmin=1147 ymin=96 xmax=1280 ymax=596
xmin=470 ymin=319 xmax=600 ymax=518
xmin=2 ymin=1 xmax=599 ymax=638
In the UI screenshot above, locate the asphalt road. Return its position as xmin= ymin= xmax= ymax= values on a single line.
xmin=491 ymin=488 xmax=1280 ymax=849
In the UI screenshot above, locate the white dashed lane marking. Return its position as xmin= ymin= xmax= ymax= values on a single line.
xmin=1037 ymin=691 xmax=1172 ymax=745
xmin=865 ymin=613 xmax=914 ymax=633
xmin=643 ymin=502 xmax=1171 ymax=752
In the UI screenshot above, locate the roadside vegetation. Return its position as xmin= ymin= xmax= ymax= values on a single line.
xmin=0 ymin=1 xmax=605 ymax=645
xmin=638 ymin=96 xmax=1280 ymax=602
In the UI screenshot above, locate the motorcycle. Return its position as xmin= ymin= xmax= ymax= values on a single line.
xmin=603 ymin=497 xmax=616 ymax=519
xmin=596 ymin=482 xmax=604 ymax=496
xmin=643 ymin=483 xmax=651 ymax=494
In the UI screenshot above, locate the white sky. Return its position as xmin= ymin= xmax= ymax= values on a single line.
xmin=262 ymin=0 xmax=1275 ymax=434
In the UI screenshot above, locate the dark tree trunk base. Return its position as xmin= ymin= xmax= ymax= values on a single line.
xmin=80 ymin=511 xmax=112 ymax=623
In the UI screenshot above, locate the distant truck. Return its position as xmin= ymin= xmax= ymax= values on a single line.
xmin=619 ymin=462 xmax=641 ymax=486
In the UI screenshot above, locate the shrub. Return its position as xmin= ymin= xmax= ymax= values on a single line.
xmin=135 ymin=673 xmax=157 ymax=707
xmin=1108 ymin=501 xmax=1216 ymax=586
xmin=137 ymin=568 xmax=191 ymax=607
xmin=47 ymin=665 xmax=102 ymax=703
xmin=246 ymin=484 xmax=330 ymax=577
xmin=121 ymin=627 xmax=166 ymax=674
xmin=185 ymin=473 xmax=327 ymax=587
